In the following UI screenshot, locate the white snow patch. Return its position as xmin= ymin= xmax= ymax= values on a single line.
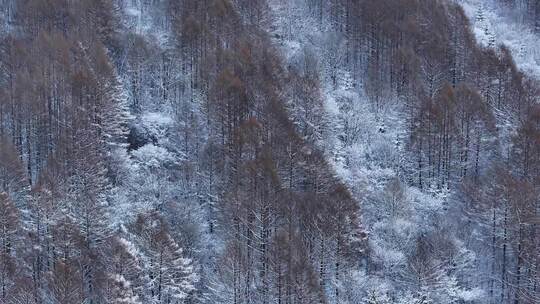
xmin=131 ymin=143 xmax=177 ymax=169
xmin=458 ymin=287 xmax=486 ymax=301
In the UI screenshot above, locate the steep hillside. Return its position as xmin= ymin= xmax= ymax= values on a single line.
xmin=0 ymin=0 xmax=538 ymax=304
xmin=460 ymin=0 xmax=540 ymax=79
xmin=268 ymin=0 xmax=539 ymax=303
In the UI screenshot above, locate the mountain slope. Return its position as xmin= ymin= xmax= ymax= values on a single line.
xmin=0 ymin=0 xmax=538 ymax=304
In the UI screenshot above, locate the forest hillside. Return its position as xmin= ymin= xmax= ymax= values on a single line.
xmin=0 ymin=0 xmax=538 ymax=303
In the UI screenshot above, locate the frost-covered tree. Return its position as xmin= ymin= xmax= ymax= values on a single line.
xmin=107 ymin=274 xmax=142 ymax=304
xmin=0 ymin=136 xmax=28 ymax=204
xmin=0 ymin=192 xmax=18 ymax=301
xmin=133 ymin=212 xmax=197 ymax=303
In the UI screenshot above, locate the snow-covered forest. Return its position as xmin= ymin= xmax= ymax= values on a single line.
xmin=0 ymin=0 xmax=538 ymax=303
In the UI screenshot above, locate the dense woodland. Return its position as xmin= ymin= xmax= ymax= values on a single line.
xmin=0 ymin=0 xmax=538 ymax=303
xmin=497 ymin=0 xmax=540 ymax=31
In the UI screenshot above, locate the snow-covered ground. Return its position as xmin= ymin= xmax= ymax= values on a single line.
xmin=459 ymin=0 xmax=540 ymax=79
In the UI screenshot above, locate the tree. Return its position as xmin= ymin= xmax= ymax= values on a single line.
xmin=0 ymin=136 xmax=28 ymax=203
xmin=50 ymin=212 xmax=84 ymax=304
xmin=107 ymin=274 xmax=142 ymax=304
xmin=0 ymin=192 xmax=19 ymax=301
xmin=133 ymin=212 xmax=197 ymax=303
xmin=382 ymin=176 xmax=407 ymax=219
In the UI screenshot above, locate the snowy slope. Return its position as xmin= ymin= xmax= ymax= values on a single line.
xmin=267 ymin=0 xmax=448 ymax=218
xmin=459 ymin=0 xmax=540 ymax=79
xmin=268 ymin=0 xmax=407 ymax=187
xmin=266 ymin=1 xmax=482 ymax=301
